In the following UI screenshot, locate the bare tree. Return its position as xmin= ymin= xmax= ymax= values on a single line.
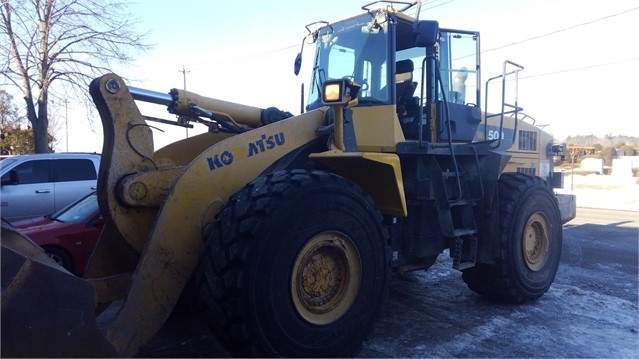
xmin=0 ymin=0 xmax=152 ymax=153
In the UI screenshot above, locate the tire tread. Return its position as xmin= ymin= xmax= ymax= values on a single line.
xmin=462 ymin=172 xmax=562 ymax=303
xmin=196 ymin=169 xmax=389 ymax=357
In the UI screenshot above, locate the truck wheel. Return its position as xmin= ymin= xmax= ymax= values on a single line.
xmin=462 ymin=172 xmax=562 ymax=303
xmin=197 ymin=169 xmax=390 ymax=357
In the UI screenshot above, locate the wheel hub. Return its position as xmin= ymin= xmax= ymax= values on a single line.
xmin=523 ymin=212 xmax=550 ymax=271
xmin=48 ymin=253 xmax=65 ymax=265
xmin=300 ymin=246 xmax=344 ymax=307
xmin=291 ymin=231 xmax=361 ymax=325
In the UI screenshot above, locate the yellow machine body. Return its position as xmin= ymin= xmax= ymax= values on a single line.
xmin=82 ymin=74 xmax=332 ymax=355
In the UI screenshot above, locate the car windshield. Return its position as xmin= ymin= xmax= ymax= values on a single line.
xmin=52 ymin=192 xmax=99 ymax=224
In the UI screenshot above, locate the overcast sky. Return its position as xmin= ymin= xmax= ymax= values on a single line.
xmin=57 ymin=0 xmax=639 ymax=152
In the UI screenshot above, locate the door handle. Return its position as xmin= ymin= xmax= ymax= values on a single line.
xmin=35 ymin=189 xmax=51 ymax=194
xmin=91 ymin=186 xmax=98 ymax=190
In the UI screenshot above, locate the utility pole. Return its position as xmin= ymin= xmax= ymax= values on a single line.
xmin=65 ymin=99 xmax=69 ymax=152
xmin=178 ymin=65 xmax=190 ymax=138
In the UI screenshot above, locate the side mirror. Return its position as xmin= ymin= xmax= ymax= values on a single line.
xmin=294 ymin=52 xmax=302 ymax=76
xmin=1 ymin=170 xmax=19 ymax=186
xmin=414 ymin=20 xmax=439 ymax=47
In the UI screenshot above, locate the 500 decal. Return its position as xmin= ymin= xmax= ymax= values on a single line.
xmin=474 ymin=126 xmax=514 ymax=142
xmin=487 ymin=130 xmax=505 ymax=140
xmin=206 ymin=132 xmax=286 ymax=171
xmin=248 ymin=132 xmax=285 ymax=157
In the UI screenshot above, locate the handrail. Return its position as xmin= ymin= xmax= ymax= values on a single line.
xmin=483 ymin=60 xmax=524 ymax=149
xmin=361 ymin=0 xmax=419 ymax=13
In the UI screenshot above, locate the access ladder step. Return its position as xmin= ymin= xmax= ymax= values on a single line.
xmin=451 ymin=235 xmax=477 ymax=270
xmin=453 ymin=228 xmax=476 ymax=237
xmin=450 ymin=199 xmax=474 ymax=207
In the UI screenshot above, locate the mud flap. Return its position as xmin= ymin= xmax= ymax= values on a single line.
xmin=1 ymin=220 xmax=117 ymax=358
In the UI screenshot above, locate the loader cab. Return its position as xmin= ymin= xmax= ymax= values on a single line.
xmin=305 ymin=7 xmax=482 ymax=146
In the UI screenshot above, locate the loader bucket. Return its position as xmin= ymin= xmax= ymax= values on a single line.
xmin=1 ymin=219 xmax=117 ymax=358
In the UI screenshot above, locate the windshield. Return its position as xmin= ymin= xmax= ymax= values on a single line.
xmin=307 ymin=13 xmax=390 ymax=110
xmin=53 ymin=192 xmax=99 ymax=224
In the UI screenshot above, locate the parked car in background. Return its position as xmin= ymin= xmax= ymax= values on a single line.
xmin=0 ymin=152 xmax=100 ymax=222
xmin=12 ymin=191 xmax=102 ymax=276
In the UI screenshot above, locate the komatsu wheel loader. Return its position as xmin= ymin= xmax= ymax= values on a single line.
xmin=1 ymin=1 xmax=576 ymax=357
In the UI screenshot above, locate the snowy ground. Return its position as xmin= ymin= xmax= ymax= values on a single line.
xmin=359 ymin=176 xmax=639 ymax=358
xmin=556 ymin=173 xmax=639 ymax=212
xmin=361 ymin=242 xmax=638 ymax=358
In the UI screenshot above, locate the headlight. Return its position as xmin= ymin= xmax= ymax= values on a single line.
xmin=321 ymin=79 xmax=360 ymax=105
xmin=323 ymin=82 xmax=342 ymax=103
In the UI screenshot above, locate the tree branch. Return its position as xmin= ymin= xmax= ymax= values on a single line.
xmin=0 ymin=0 xmax=153 ymax=152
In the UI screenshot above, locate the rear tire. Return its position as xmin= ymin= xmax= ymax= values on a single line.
xmin=462 ymin=173 xmax=562 ymax=303
xmin=196 ymin=169 xmax=390 ymax=357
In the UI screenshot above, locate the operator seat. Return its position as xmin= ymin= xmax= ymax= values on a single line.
xmin=396 ymin=59 xmax=420 ymax=139
xmin=395 ymin=59 xmax=417 ymax=117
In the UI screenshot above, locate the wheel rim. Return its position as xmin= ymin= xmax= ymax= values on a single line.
xmin=47 ymin=252 xmax=65 ymax=266
xmin=523 ymin=212 xmax=551 ymax=271
xmin=291 ymin=231 xmax=361 ymax=325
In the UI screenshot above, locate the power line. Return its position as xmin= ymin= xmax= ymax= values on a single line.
xmin=178 ymin=5 xmax=639 ymax=79
xmin=183 ymin=0 xmax=451 ymax=71
xmin=482 ymin=57 xmax=639 ymax=84
xmin=420 ymin=0 xmax=455 ymax=12
xmin=482 ymin=6 xmax=639 ymax=54
xmin=184 ymin=44 xmax=298 ymax=72
xmin=519 ymin=57 xmax=639 ymax=80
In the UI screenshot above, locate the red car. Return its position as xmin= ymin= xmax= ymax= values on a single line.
xmin=11 ymin=191 xmax=102 ymax=276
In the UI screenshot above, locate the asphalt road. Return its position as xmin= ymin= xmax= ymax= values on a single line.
xmin=129 ymin=207 xmax=638 ymax=358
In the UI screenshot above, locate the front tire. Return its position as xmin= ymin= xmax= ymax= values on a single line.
xmin=197 ymin=169 xmax=390 ymax=357
xmin=462 ymin=173 xmax=562 ymax=303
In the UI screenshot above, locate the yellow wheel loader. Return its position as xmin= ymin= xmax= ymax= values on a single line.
xmin=1 ymin=1 xmax=575 ymax=357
